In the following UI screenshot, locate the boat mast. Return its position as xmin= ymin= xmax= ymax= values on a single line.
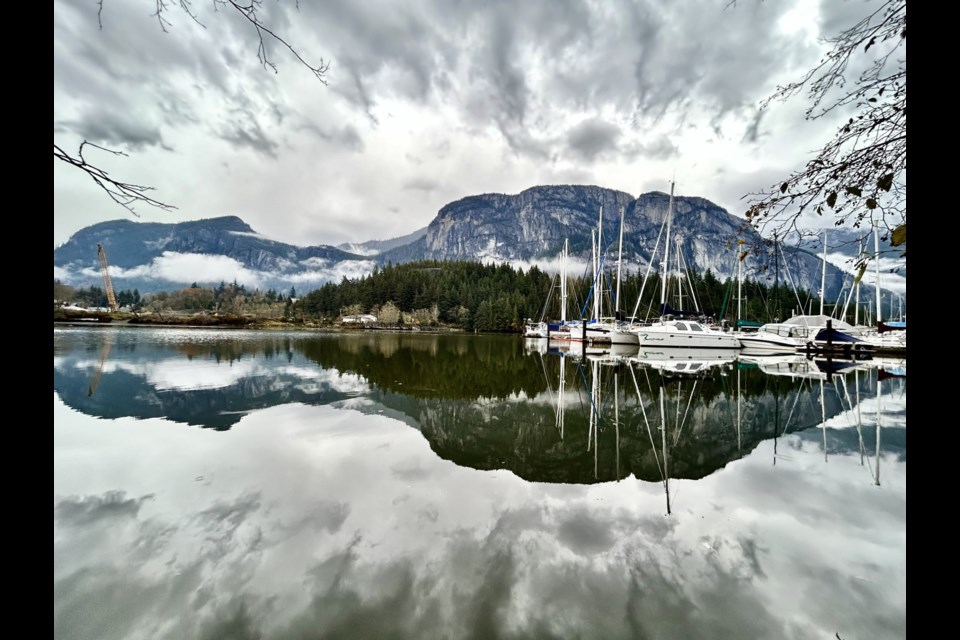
xmin=595 ymin=205 xmax=603 ymax=321
xmin=591 ymin=230 xmax=597 ymax=321
xmin=774 ymin=232 xmax=780 ymax=321
xmin=560 ymin=239 xmax=568 ymax=324
xmin=675 ymin=238 xmax=684 ymax=313
xmin=874 ymin=228 xmax=882 ymax=324
xmin=736 ymin=243 xmax=743 ymax=329
xmin=660 ymin=182 xmax=675 ymax=319
xmin=615 ymin=206 xmax=625 ymax=321
xmin=855 ymin=239 xmax=862 ymax=325
xmin=820 ymin=230 xmax=827 ymax=316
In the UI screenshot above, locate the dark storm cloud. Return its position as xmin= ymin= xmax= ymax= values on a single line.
xmin=58 ymin=110 xmax=169 ymax=151
xmin=57 ymin=0 xmax=812 ymax=168
xmin=56 ymin=0 xmax=288 ymax=158
xmin=55 ymin=0 xmax=234 ymax=101
xmin=283 ymin=0 xmax=800 ymax=160
xmin=402 ymin=177 xmax=443 ymax=193
xmin=301 ymin=0 xmax=455 ymax=113
xmin=218 ymin=116 xmax=280 ymax=158
xmin=567 ymin=119 xmax=678 ymax=162
xmin=632 ymin=135 xmax=679 ymax=160
xmin=742 ymin=108 xmax=766 ymax=144
xmin=297 ymin=121 xmax=365 ymax=152
xmin=567 ymin=118 xmax=623 ymax=161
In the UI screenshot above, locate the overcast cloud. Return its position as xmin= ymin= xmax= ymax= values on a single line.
xmin=55 ymin=0 xmax=877 ymax=249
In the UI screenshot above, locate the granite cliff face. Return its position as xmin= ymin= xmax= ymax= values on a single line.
xmin=383 ymin=184 xmax=855 ymax=299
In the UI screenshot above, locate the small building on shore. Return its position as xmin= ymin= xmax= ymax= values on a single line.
xmin=341 ymin=314 xmax=378 ymax=324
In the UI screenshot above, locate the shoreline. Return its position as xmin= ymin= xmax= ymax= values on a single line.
xmin=53 ymin=319 xmax=467 ymax=334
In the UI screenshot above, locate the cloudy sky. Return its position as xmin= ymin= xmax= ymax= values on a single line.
xmin=54 ymin=0 xmax=884 ymax=250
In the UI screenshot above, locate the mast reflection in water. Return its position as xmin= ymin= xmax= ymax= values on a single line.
xmin=54 ymin=327 xmax=906 ymax=640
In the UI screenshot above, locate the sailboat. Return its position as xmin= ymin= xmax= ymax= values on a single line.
xmin=525 ymin=239 xmax=571 ymax=339
xmin=844 ymin=229 xmax=907 ymax=355
xmin=568 ymin=206 xmax=639 ymax=344
xmin=733 ymin=234 xmax=807 ymax=354
xmin=627 ymin=182 xmax=740 ymax=349
xmin=739 ymin=231 xmax=872 ymax=355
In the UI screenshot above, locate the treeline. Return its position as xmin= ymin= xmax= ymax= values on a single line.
xmin=54 ymin=261 xmax=818 ymax=329
xmin=296 ymin=260 xmax=818 ymax=331
xmin=54 ymin=282 xmax=143 ymax=309
xmin=53 ymin=280 xmax=298 ymax=319
xmin=299 ymin=261 xmax=552 ymax=332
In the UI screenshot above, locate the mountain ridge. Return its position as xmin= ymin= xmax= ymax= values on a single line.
xmin=54 ymin=185 xmax=899 ymax=306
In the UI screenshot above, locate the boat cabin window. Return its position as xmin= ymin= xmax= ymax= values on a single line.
xmin=688 ymin=323 xmax=704 ymax=331
xmin=675 ymin=322 xmax=688 ymax=331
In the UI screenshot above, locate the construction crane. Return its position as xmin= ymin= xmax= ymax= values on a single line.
xmin=97 ymin=243 xmax=119 ymax=312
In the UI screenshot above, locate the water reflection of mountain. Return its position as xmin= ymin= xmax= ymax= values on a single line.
xmin=54 ymin=328 xmax=905 ymax=483
xmin=415 ymin=357 xmax=905 ymax=483
xmin=54 ymin=330 xmax=552 ymax=429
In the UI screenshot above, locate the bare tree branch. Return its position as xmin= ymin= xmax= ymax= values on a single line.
xmin=54 ymin=142 xmax=177 ymax=214
xmin=215 ymin=0 xmax=330 ymax=84
xmin=61 ymin=1 xmax=329 ymax=214
xmin=742 ymin=0 xmax=906 ymax=252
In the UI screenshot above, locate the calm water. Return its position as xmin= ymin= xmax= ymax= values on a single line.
xmin=54 ymin=327 xmax=906 ymax=640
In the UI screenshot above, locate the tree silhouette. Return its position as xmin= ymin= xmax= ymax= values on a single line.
xmin=741 ymin=0 xmax=905 ymax=252
xmin=55 ymin=0 xmax=330 ymax=214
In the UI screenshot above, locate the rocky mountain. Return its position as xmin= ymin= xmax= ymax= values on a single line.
xmin=53 ymin=216 xmax=373 ymax=293
xmin=55 ymin=185 xmax=898 ymax=305
xmin=381 ymin=185 xmax=874 ymax=304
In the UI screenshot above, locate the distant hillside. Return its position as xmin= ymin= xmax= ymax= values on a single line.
xmin=337 ymin=226 xmax=429 ymax=256
xmin=54 ymin=216 xmax=372 ymax=293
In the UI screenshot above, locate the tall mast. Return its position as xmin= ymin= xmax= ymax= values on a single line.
xmin=820 ymin=230 xmax=827 ymax=316
xmin=874 ymin=228 xmax=882 ymax=324
xmin=591 ymin=229 xmax=597 ymax=320
xmin=615 ymin=206 xmax=625 ymax=320
xmin=660 ymin=182 xmax=675 ymax=316
xmin=774 ymin=232 xmax=780 ymax=321
xmin=855 ymin=239 xmax=862 ymax=325
xmin=675 ymin=237 xmax=684 ymax=312
xmin=560 ymin=239 xmax=568 ymax=323
xmin=736 ymin=243 xmax=743 ymax=328
xmin=594 ymin=205 xmax=603 ymax=321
